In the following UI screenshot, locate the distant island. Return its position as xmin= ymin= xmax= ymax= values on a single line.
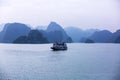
xmin=0 ymin=22 xmax=120 ymax=44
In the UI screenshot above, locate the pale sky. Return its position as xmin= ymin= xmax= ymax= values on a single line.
xmin=0 ymin=0 xmax=119 ymax=31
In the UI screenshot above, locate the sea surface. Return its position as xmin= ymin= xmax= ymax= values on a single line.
xmin=0 ymin=43 xmax=120 ymax=80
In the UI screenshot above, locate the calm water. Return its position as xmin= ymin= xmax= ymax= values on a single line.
xmin=0 ymin=43 xmax=120 ymax=80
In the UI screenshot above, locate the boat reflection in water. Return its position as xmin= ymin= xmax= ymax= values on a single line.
xmin=51 ymin=42 xmax=67 ymax=50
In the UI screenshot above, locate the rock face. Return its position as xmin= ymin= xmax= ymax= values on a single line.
xmin=13 ymin=30 xmax=49 ymax=44
xmin=0 ymin=23 xmax=31 ymax=43
xmin=46 ymin=22 xmax=72 ymax=43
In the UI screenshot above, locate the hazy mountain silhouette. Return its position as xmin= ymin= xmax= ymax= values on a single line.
xmin=36 ymin=26 xmax=47 ymax=30
xmin=0 ymin=24 xmax=5 ymax=41
xmin=0 ymin=24 xmax=5 ymax=31
xmin=38 ymin=30 xmax=48 ymax=38
xmin=88 ymin=30 xmax=120 ymax=43
xmin=0 ymin=32 xmax=3 ymax=42
xmin=65 ymin=27 xmax=99 ymax=42
xmin=115 ymin=36 xmax=120 ymax=43
xmin=0 ymin=22 xmax=120 ymax=44
xmin=111 ymin=30 xmax=120 ymax=42
xmin=13 ymin=36 xmax=28 ymax=43
xmin=0 ymin=23 xmax=31 ymax=43
xmin=14 ymin=30 xmax=49 ymax=44
xmin=85 ymin=39 xmax=94 ymax=43
xmin=89 ymin=30 xmax=112 ymax=43
xmin=0 ymin=22 xmax=72 ymax=43
xmin=27 ymin=30 xmax=49 ymax=43
xmin=46 ymin=22 xmax=72 ymax=43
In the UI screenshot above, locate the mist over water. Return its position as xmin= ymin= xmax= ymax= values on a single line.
xmin=0 ymin=43 xmax=120 ymax=80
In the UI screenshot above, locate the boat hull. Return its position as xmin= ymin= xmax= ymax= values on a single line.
xmin=51 ymin=47 xmax=67 ymax=50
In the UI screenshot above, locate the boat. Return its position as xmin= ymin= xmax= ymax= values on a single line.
xmin=51 ymin=42 xmax=67 ymax=50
